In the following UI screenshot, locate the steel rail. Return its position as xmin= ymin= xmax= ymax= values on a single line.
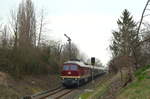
xmin=55 ymin=89 xmax=74 ymax=99
xmin=22 ymin=85 xmax=63 ymax=99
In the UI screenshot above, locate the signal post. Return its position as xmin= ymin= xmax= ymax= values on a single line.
xmin=91 ymin=57 xmax=95 ymax=84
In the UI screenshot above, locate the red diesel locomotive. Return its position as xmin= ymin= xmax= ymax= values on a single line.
xmin=61 ymin=60 xmax=105 ymax=87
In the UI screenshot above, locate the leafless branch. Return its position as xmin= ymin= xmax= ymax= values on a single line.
xmin=137 ymin=0 xmax=150 ymax=37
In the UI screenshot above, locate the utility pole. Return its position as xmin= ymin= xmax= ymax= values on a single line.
xmin=64 ymin=34 xmax=71 ymax=60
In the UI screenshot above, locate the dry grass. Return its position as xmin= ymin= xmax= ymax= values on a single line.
xmin=0 ymin=73 xmax=61 ymax=98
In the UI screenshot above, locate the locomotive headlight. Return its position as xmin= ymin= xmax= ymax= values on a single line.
xmin=68 ymin=72 xmax=71 ymax=74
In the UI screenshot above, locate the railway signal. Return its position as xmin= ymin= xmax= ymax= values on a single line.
xmin=91 ymin=57 xmax=95 ymax=65
xmin=64 ymin=34 xmax=71 ymax=60
xmin=91 ymin=57 xmax=95 ymax=84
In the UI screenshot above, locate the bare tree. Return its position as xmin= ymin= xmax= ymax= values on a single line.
xmin=132 ymin=0 xmax=150 ymax=68
xmin=0 ymin=25 xmax=9 ymax=49
xmin=139 ymin=23 xmax=150 ymax=65
xmin=108 ymin=56 xmax=135 ymax=82
xmin=137 ymin=0 xmax=150 ymax=37
xmin=17 ymin=0 xmax=36 ymax=48
xmin=38 ymin=9 xmax=45 ymax=47
xmin=62 ymin=43 xmax=79 ymax=60
xmin=9 ymin=10 xmax=19 ymax=49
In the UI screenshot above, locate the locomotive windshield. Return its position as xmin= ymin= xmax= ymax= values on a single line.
xmin=63 ymin=65 xmax=78 ymax=71
xmin=63 ymin=65 xmax=69 ymax=70
xmin=70 ymin=65 xmax=78 ymax=70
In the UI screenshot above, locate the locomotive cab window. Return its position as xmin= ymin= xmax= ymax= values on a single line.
xmin=70 ymin=65 xmax=78 ymax=70
xmin=63 ymin=65 xmax=69 ymax=70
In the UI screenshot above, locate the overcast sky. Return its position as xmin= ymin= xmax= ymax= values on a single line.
xmin=0 ymin=0 xmax=148 ymax=65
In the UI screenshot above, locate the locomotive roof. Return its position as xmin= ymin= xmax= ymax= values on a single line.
xmin=64 ymin=60 xmax=105 ymax=70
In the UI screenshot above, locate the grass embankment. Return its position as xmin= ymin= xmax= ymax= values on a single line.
xmin=117 ymin=65 xmax=150 ymax=99
xmin=0 ymin=74 xmax=61 ymax=99
xmin=79 ymin=65 xmax=150 ymax=99
xmin=79 ymin=75 xmax=112 ymax=99
xmin=79 ymin=82 xmax=109 ymax=99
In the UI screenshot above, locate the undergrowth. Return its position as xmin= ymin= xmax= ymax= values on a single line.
xmin=116 ymin=64 xmax=150 ymax=99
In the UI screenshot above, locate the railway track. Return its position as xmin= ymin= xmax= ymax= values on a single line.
xmin=22 ymin=86 xmax=74 ymax=99
xmin=47 ymin=89 xmax=73 ymax=99
xmin=22 ymin=73 xmax=106 ymax=99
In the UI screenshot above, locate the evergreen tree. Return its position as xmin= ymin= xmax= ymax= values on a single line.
xmin=110 ymin=9 xmax=139 ymax=57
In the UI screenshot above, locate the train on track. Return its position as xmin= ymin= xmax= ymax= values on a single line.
xmin=60 ymin=59 xmax=105 ymax=87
